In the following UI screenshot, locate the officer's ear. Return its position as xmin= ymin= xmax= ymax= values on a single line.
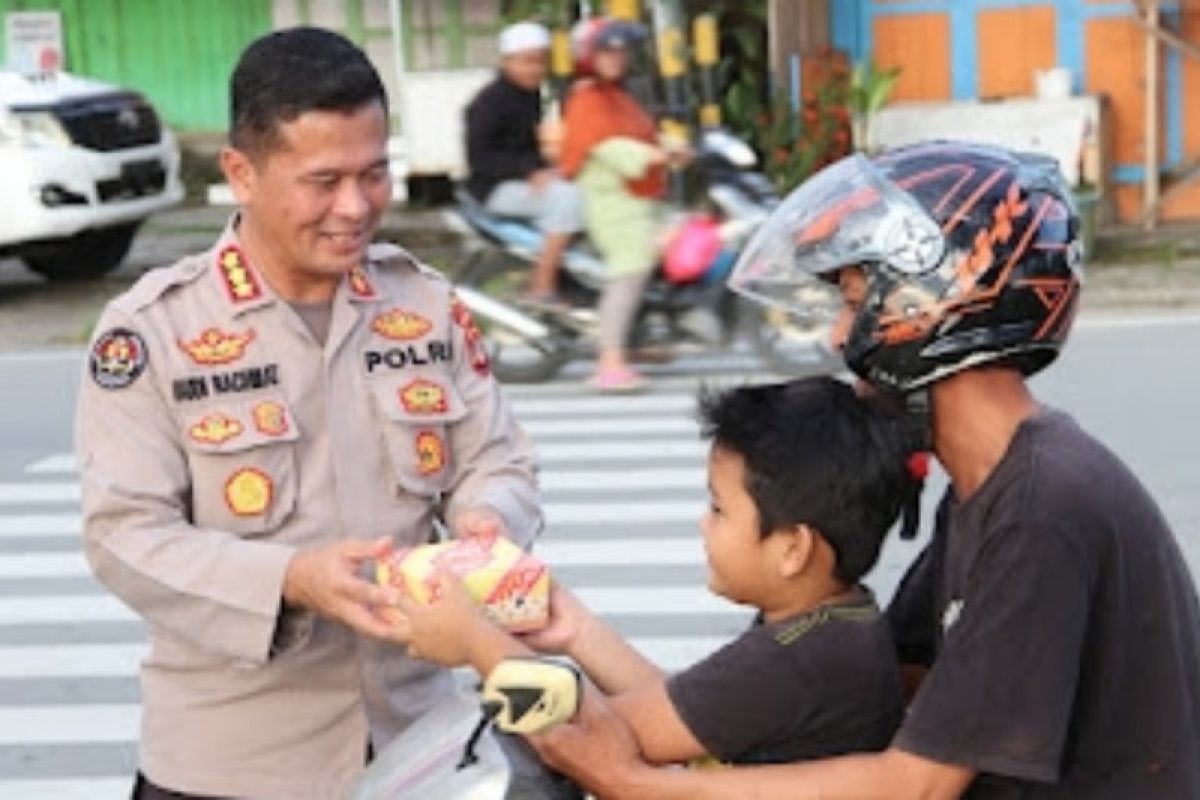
xmin=220 ymin=146 xmax=257 ymax=207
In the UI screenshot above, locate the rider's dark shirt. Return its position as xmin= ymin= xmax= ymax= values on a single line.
xmin=464 ymin=72 xmax=546 ymax=202
xmin=889 ymin=408 xmax=1200 ymax=798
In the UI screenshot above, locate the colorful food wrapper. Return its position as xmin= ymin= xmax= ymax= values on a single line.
xmin=375 ymin=533 xmax=550 ymax=633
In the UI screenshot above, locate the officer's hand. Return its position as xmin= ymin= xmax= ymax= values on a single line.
xmin=282 ymin=537 xmax=400 ymax=639
xmin=452 ymin=507 xmax=506 ymax=540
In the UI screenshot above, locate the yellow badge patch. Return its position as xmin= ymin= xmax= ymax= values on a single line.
xmin=189 ymin=413 xmax=244 ymax=446
xmin=372 ymin=308 xmax=433 ymax=341
xmin=251 ymin=401 xmax=289 ymax=437
xmin=415 ymin=430 xmax=446 ymax=475
xmin=347 ymin=266 xmax=377 ymax=299
xmin=217 ymin=246 xmax=262 ymax=303
xmin=224 ymin=468 xmax=273 ymax=516
xmin=178 ymin=327 xmax=255 ymax=366
xmin=399 ymin=378 xmax=448 ymax=415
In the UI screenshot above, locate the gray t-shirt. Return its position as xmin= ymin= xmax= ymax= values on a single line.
xmin=666 ymin=590 xmax=903 ymax=764
xmin=889 ymin=408 xmax=1200 ymax=797
xmin=288 ymin=299 xmax=333 ymax=346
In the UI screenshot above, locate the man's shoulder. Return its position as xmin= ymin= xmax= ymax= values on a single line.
xmin=107 ymin=250 xmax=213 ymax=320
xmin=367 ymin=242 xmax=453 ymax=295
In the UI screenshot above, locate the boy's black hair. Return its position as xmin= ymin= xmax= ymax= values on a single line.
xmin=230 ymin=27 xmax=388 ymax=157
xmin=698 ymin=377 xmax=916 ymax=585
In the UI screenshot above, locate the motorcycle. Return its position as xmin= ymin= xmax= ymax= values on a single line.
xmin=448 ymin=127 xmax=839 ymax=384
xmin=351 ymin=660 xmax=584 ymax=800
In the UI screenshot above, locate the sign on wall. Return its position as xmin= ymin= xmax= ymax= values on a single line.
xmin=5 ymin=11 xmax=63 ymax=76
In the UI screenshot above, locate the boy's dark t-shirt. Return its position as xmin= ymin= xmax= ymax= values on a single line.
xmin=666 ymin=591 xmax=904 ymax=764
xmin=888 ymin=408 xmax=1200 ymax=798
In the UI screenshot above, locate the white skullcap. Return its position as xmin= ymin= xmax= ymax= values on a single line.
xmin=499 ymin=21 xmax=551 ymax=55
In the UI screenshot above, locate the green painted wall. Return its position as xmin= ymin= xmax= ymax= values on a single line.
xmin=0 ymin=0 xmax=272 ymax=131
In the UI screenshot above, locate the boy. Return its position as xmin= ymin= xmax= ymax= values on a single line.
xmin=396 ymin=377 xmax=916 ymax=765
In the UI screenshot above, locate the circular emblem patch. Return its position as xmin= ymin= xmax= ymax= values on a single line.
xmin=90 ymin=328 xmax=148 ymax=390
xmin=224 ymin=468 xmax=273 ymax=516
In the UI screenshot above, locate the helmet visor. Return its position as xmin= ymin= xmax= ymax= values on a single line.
xmin=729 ymin=153 xmax=944 ymax=315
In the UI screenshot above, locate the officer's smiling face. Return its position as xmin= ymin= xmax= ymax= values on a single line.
xmin=224 ymin=101 xmax=392 ymax=300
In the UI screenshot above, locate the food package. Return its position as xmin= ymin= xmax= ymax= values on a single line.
xmin=375 ymin=533 xmax=550 ymax=633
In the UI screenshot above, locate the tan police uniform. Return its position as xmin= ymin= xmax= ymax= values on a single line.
xmin=76 ymin=219 xmax=541 ymax=799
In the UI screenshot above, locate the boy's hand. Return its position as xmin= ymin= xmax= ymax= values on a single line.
xmin=519 ymin=582 xmax=590 ymax=655
xmin=392 ymin=569 xmax=491 ymax=667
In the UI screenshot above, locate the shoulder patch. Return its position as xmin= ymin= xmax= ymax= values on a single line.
xmin=90 ymin=327 xmax=148 ymax=390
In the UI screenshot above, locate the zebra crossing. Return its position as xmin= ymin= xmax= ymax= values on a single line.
xmin=1 ymin=360 xmax=820 ymax=799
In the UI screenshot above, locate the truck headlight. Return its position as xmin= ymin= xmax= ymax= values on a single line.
xmin=0 ymin=111 xmax=73 ymax=148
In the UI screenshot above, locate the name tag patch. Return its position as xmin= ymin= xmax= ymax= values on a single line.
xmin=172 ymin=364 xmax=280 ymax=402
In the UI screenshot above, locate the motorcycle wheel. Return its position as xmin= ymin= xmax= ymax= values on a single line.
xmin=458 ymin=251 xmax=575 ymax=384
xmin=746 ymin=302 xmax=843 ymax=377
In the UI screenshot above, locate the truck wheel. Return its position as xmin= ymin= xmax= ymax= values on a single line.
xmin=22 ymin=223 xmax=140 ymax=281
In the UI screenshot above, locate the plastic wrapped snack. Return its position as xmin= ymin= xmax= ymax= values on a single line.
xmin=375 ymin=533 xmax=550 ymax=633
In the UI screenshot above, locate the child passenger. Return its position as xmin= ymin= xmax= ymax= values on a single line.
xmin=397 ymin=377 xmax=916 ymax=765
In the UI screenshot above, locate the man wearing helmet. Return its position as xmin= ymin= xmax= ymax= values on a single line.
xmin=529 ymin=142 xmax=1200 ymax=798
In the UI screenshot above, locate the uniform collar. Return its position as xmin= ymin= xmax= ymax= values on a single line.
xmin=210 ymin=216 xmax=381 ymax=317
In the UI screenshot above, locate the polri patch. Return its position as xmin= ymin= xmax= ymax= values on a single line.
xmin=450 ymin=295 xmax=491 ymax=376
xmin=415 ymin=430 xmax=446 ymax=475
xmin=90 ymin=328 xmax=148 ymax=390
xmin=224 ymin=467 xmax=273 ymax=516
xmin=178 ymin=327 xmax=255 ymax=365
xmin=372 ymin=308 xmax=433 ymax=341
xmin=399 ymin=378 xmax=449 ymax=415
xmin=189 ymin=413 xmax=244 ymax=445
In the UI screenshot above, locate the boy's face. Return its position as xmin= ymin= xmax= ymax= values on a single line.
xmin=701 ymin=444 xmax=772 ymax=606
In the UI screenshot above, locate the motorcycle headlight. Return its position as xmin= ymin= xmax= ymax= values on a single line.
xmin=0 ymin=110 xmax=72 ymax=148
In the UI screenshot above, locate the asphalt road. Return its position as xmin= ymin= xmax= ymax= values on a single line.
xmin=3 ymin=312 xmax=1200 ymax=572
xmin=0 ymin=317 xmax=1198 ymax=798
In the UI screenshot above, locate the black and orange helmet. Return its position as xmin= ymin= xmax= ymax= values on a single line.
xmin=730 ymin=141 xmax=1084 ymax=392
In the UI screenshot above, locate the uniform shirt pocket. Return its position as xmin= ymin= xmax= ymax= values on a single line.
xmin=180 ymin=395 xmax=299 ymax=536
xmin=369 ymin=373 xmax=468 ymax=498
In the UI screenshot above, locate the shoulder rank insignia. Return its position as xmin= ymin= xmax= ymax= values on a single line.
xmin=225 ymin=467 xmax=273 ymax=516
xmin=252 ymin=400 xmax=290 ymax=437
xmin=372 ymin=308 xmax=433 ymax=341
xmin=347 ymin=266 xmax=377 ymax=299
xmin=217 ymin=246 xmax=262 ymax=303
xmin=399 ymin=378 xmax=449 ymax=415
xmin=415 ymin=430 xmax=447 ymax=475
xmin=178 ymin=327 xmax=255 ymax=366
xmin=90 ymin=328 xmax=148 ymax=390
xmin=189 ymin=413 xmax=244 ymax=445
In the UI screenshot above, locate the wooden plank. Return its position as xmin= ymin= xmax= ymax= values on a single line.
xmin=977 ymin=5 xmax=1057 ymax=100
xmin=872 ymin=12 xmax=951 ymax=102
xmin=1144 ymin=0 xmax=1160 ymax=230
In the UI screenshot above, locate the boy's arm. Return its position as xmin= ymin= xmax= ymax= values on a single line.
xmin=526 ymin=583 xmax=664 ymax=694
xmin=609 ymin=683 xmax=708 ymax=765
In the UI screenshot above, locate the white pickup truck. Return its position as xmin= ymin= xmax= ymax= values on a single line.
xmin=0 ymin=70 xmax=184 ymax=280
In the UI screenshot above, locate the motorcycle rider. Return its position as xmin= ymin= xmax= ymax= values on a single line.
xmin=464 ymin=21 xmax=583 ymax=304
xmin=528 ymin=142 xmax=1200 ymax=798
xmin=559 ymin=18 xmax=681 ymax=392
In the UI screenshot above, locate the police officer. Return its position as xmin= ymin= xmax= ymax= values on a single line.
xmin=76 ymin=28 xmax=540 ymax=799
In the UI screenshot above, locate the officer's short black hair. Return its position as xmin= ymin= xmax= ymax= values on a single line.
xmin=230 ymin=27 xmax=388 ymax=157
xmin=698 ymin=377 xmax=915 ymax=585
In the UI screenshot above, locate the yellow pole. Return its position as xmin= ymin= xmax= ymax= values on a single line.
xmin=693 ymin=13 xmax=720 ymax=127
xmin=606 ymin=0 xmax=641 ymax=21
